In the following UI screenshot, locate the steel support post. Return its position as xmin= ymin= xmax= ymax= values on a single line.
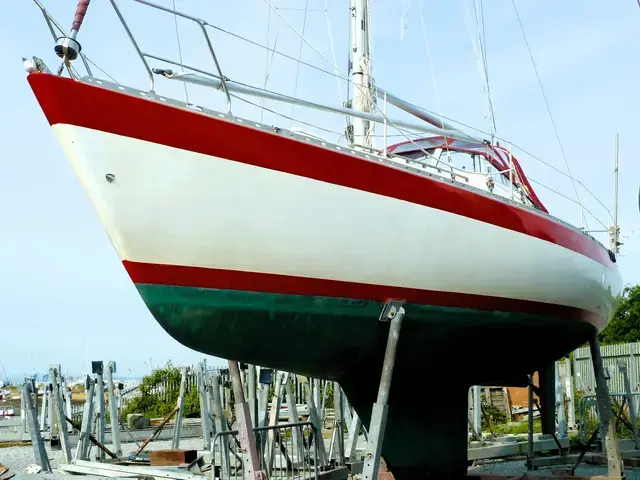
xmin=284 ymin=376 xmax=304 ymax=466
xmin=92 ymin=361 xmax=106 ymax=461
xmin=304 ymin=378 xmax=328 ymax=466
xmin=75 ymin=376 xmax=95 ymax=461
xmin=333 ymin=382 xmax=345 ymax=465
xmin=618 ymin=359 xmax=640 ymax=449
xmin=30 ymin=378 xmax=38 ymax=431
xmin=63 ymin=376 xmax=72 ymax=433
xmin=361 ymin=299 xmax=405 ymax=480
xmin=211 ymin=370 xmax=231 ymax=478
xmin=21 ymin=381 xmax=27 ymax=435
xmin=228 ymin=360 xmax=264 ymax=480
xmin=23 ymin=381 xmax=51 ymax=472
xmin=314 ymin=378 xmax=322 ymax=423
xmin=590 ymin=332 xmax=624 ymax=478
xmin=527 ymin=374 xmax=534 ymax=470
xmin=171 ymin=366 xmax=188 ymax=449
xmin=51 ymin=366 xmax=72 ymax=463
xmin=247 ymin=364 xmax=257 ymax=427
xmin=40 ymin=384 xmax=48 ymax=432
xmin=556 ymin=361 xmax=567 ymax=438
xmin=342 ymin=389 xmax=353 ymax=432
xmin=473 ymin=385 xmax=482 ymax=441
xmin=197 ymin=361 xmax=212 ymax=450
xmin=565 ymin=357 xmax=576 ymax=430
xmin=105 ymin=361 xmax=122 ymax=456
xmin=347 ymin=411 xmax=362 ymax=461
xmin=631 ymin=344 xmax=639 ymax=414
xmin=266 ymin=372 xmax=287 ymax=475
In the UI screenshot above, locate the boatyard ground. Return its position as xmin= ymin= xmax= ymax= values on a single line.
xmin=3 ymin=439 xmax=640 ymax=478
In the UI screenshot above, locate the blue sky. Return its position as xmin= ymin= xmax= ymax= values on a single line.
xmin=1 ymin=0 xmax=639 ymax=379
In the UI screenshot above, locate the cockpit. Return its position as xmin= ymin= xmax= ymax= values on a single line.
xmin=387 ymin=136 xmax=547 ymax=213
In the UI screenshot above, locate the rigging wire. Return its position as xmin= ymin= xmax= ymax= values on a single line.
xmin=366 ymin=0 xmax=377 ymax=144
xmin=418 ymin=1 xmax=442 ymax=116
xmin=528 ymin=178 xmax=608 ymax=231
xmin=84 ymin=56 xmax=120 ymax=85
xmin=400 ymin=0 xmax=411 ymax=40
xmin=368 ymin=0 xmax=376 ymax=80
xmin=461 ymin=0 xmax=496 ymax=138
xmin=263 ymin=0 xmax=347 ymax=77
xmin=71 ymin=0 xmax=610 ymax=230
xmin=213 ymin=14 xmax=609 ymax=224
xmin=323 ymin=0 xmax=344 ymax=104
xmin=289 ymin=0 xmax=311 ymax=127
xmin=230 ymin=90 xmax=347 ymax=138
xmin=417 ymin=0 xmax=451 ymax=162
xmin=471 ymin=0 xmax=497 ymax=138
xmin=389 ymin=96 xmax=612 ymax=221
xmin=478 ymin=0 xmax=488 ymax=69
xmin=509 ymin=0 xmax=581 ymax=207
xmin=209 ymin=23 xmax=338 ymax=81
xmin=260 ymin=7 xmax=273 ymax=123
xmin=172 ymin=0 xmax=189 ymax=103
xmin=255 ymin=0 xmax=378 ymax=139
xmin=31 ymin=0 xmax=612 ymax=233
xmin=346 ymin=0 xmax=353 ymax=132
xmin=195 ymin=20 xmax=599 ymax=214
xmin=34 ymin=0 xmax=120 ymax=85
xmin=260 ymin=13 xmax=282 ymax=123
xmin=151 ymin=12 xmax=614 ymax=226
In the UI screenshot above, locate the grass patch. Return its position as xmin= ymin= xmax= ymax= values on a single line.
xmin=492 ymin=418 xmax=542 ymax=435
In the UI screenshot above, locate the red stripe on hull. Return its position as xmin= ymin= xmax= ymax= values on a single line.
xmin=27 ymin=73 xmax=614 ymax=268
xmin=122 ymin=260 xmax=606 ymax=329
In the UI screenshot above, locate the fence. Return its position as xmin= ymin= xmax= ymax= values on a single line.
xmin=66 ymin=366 xmax=337 ymax=429
xmin=120 ymin=368 xmax=324 ymax=409
xmin=573 ymin=343 xmax=640 ymax=395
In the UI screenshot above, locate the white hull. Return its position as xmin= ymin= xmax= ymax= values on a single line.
xmin=51 ymin=123 xmax=621 ymax=320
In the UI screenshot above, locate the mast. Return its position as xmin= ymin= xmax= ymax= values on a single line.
xmin=610 ymin=133 xmax=621 ymax=253
xmin=614 ymin=133 xmax=619 ymax=232
xmin=350 ymin=0 xmax=375 ymax=148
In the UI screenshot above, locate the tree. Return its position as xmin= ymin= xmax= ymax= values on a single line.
xmin=120 ymin=362 xmax=199 ymax=419
xmin=599 ymin=285 xmax=640 ymax=345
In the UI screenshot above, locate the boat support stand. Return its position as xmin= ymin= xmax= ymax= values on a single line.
xmin=22 ymin=380 xmax=52 ymax=472
xmin=590 ymin=331 xmax=625 ymax=479
xmin=228 ymin=359 xmax=266 ymax=480
xmin=359 ymin=299 xmax=406 ymax=480
xmin=523 ymin=331 xmax=627 ymax=479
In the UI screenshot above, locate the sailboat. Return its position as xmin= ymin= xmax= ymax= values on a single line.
xmin=25 ymin=0 xmax=622 ymax=477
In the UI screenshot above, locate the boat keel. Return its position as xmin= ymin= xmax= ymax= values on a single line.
xmin=344 ymin=299 xmax=470 ymax=479
xmin=344 ymin=374 xmax=470 ymax=479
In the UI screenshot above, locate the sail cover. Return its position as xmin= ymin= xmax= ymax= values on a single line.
xmin=388 ymin=136 xmax=548 ymax=213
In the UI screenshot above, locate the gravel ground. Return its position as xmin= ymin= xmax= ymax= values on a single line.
xmin=4 ymin=439 xmax=640 ymax=478
xmin=469 ymin=457 xmax=640 ymax=478
xmin=0 ymin=438 xmax=204 ymax=473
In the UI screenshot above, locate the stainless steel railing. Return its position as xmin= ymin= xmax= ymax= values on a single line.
xmin=108 ymin=0 xmax=232 ymax=113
